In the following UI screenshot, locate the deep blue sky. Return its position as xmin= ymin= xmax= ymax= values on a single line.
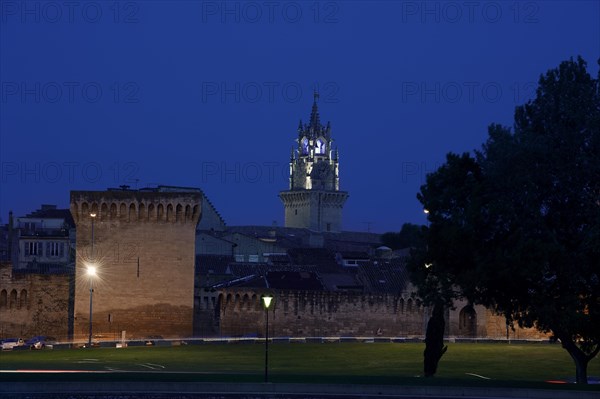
xmin=1 ymin=1 xmax=599 ymax=232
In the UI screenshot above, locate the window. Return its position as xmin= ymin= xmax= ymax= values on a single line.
xmin=315 ymin=138 xmax=326 ymax=155
xmin=0 ymin=290 xmax=7 ymax=307
xmin=46 ymin=242 xmax=64 ymax=257
xmin=301 ymin=137 xmax=309 ymax=155
xmin=248 ymin=255 xmax=259 ymax=263
xmin=9 ymin=289 xmax=17 ymax=309
xmin=25 ymin=241 xmax=41 ymax=256
xmin=19 ymin=290 xmax=27 ymax=309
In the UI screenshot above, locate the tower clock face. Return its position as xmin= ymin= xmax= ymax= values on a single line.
xmin=315 ymin=138 xmax=325 ymax=155
xmin=301 ymin=137 xmax=309 ymax=155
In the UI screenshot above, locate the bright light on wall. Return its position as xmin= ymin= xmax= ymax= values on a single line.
xmin=87 ymin=265 xmax=97 ymax=277
xmin=262 ymin=295 xmax=273 ymax=309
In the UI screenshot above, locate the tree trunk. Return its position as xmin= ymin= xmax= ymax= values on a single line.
xmin=560 ymin=336 xmax=589 ymax=384
xmin=424 ymin=302 xmax=447 ymax=377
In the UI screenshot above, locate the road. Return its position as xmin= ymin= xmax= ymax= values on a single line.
xmin=1 ymin=380 xmax=597 ymax=399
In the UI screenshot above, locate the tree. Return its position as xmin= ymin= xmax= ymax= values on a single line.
xmin=423 ymin=300 xmax=448 ymax=377
xmin=381 ymin=223 xmax=425 ymax=249
xmin=415 ymin=57 xmax=600 ymax=384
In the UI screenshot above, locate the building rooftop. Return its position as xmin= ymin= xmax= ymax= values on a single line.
xmin=19 ymin=205 xmax=75 ymax=227
xmin=265 ymin=271 xmax=325 ymax=291
xmin=357 ymin=259 xmax=410 ymax=294
xmin=224 ymin=225 xmax=382 ymax=252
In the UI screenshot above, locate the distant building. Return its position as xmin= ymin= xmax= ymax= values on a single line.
xmin=70 ymin=186 xmax=201 ymax=341
xmin=0 ymin=215 xmax=11 ymax=262
xmin=280 ymin=93 xmax=348 ymax=232
xmin=11 ymin=205 xmax=75 ymax=271
xmin=0 ymin=205 xmax=74 ymax=340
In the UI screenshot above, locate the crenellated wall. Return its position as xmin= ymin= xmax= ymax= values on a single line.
xmin=0 ymin=262 xmax=72 ymax=341
xmin=70 ymin=192 xmax=200 ymax=225
xmin=70 ymin=190 xmax=201 ymax=341
xmin=195 ymin=288 xmax=548 ymax=340
xmin=200 ymin=289 xmax=429 ymax=338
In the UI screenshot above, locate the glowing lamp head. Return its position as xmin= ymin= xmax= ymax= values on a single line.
xmin=90 ymin=213 xmax=97 ymax=218
xmin=87 ymin=265 xmax=97 ymax=277
xmin=262 ymin=295 xmax=273 ymax=309
xmin=423 ymin=209 xmax=429 ymax=214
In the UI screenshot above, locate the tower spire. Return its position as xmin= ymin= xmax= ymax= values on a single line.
xmin=309 ymin=89 xmax=320 ymax=131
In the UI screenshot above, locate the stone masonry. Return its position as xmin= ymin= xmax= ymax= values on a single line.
xmin=70 ymin=190 xmax=201 ymax=341
xmin=0 ymin=262 xmax=72 ymax=340
xmin=196 ymin=288 xmax=547 ymax=340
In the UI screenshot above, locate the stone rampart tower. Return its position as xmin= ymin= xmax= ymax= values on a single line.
xmin=70 ymin=187 xmax=201 ymax=341
xmin=279 ymin=93 xmax=348 ymax=232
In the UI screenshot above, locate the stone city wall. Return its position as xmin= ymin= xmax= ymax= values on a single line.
xmin=196 ymin=288 xmax=548 ymax=340
xmin=0 ymin=262 xmax=71 ymax=341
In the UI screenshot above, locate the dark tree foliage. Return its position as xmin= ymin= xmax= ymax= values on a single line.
xmin=413 ymin=57 xmax=600 ymax=384
xmin=381 ymin=223 xmax=425 ymax=250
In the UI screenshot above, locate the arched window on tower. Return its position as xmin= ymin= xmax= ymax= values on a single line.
xmin=148 ymin=204 xmax=155 ymax=221
xmin=129 ymin=203 xmax=136 ymax=222
xmin=315 ymin=137 xmax=326 ymax=155
xmin=119 ymin=203 xmax=127 ymax=221
xmin=91 ymin=203 xmax=99 ymax=216
xmin=139 ymin=203 xmax=146 ymax=221
xmin=459 ymin=305 xmax=477 ymax=338
xmin=101 ymin=203 xmax=108 ymax=221
xmin=166 ymin=204 xmax=174 ymax=222
xmin=9 ymin=289 xmax=17 ymax=309
xmin=0 ymin=289 xmax=7 ymax=307
xmin=19 ymin=289 xmax=27 ymax=309
xmin=301 ymin=137 xmax=309 ymax=155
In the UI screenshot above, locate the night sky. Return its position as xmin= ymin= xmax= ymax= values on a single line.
xmin=1 ymin=1 xmax=598 ymax=233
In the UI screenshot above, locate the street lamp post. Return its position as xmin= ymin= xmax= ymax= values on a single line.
xmin=262 ymin=295 xmax=273 ymax=383
xmin=88 ymin=213 xmax=97 ymax=348
xmin=90 ymin=213 xmax=96 ymax=259
xmin=87 ymin=265 xmax=96 ymax=347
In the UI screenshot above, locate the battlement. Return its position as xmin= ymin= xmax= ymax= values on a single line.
xmin=70 ymin=190 xmax=201 ymax=225
xmin=280 ymin=190 xmax=348 ymax=208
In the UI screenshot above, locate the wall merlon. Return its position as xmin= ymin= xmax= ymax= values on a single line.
xmin=70 ymin=191 xmax=201 ymax=225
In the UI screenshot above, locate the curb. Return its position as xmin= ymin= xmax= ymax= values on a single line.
xmin=1 ymin=382 xmax=597 ymax=399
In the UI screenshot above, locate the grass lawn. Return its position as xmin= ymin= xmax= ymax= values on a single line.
xmin=1 ymin=342 xmax=599 ymax=391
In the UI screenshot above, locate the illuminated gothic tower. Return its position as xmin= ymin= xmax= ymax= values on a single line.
xmin=279 ymin=93 xmax=348 ymax=232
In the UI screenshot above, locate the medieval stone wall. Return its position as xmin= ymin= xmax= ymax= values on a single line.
xmin=70 ymin=191 xmax=201 ymax=341
xmin=483 ymin=309 xmax=548 ymax=340
xmin=203 ymin=289 xmax=427 ymax=337
xmin=196 ymin=288 xmax=548 ymax=339
xmin=0 ymin=262 xmax=71 ymax=340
